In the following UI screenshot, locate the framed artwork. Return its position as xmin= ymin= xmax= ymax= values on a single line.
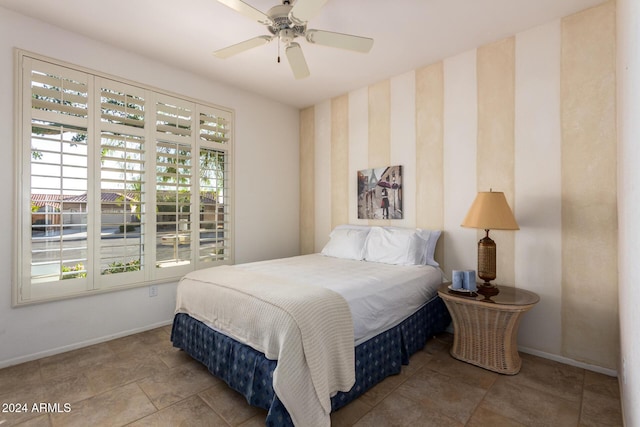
xmin=357 ymin=165 xmax=403 ymax=219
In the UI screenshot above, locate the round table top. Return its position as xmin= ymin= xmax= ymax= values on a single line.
xmin=438 ymin=282 xmax=540 ymax=306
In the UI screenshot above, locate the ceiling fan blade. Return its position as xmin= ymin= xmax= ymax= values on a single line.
xmin=288 ymin=0 xmax=329 ymax=26
xmin=285 ymin=42 xmax=310 ymax=79
xmin=216 ymin=0 xmax=272 ymax=25
xmin=306 ymin=29 xmax=374 ymax=53
xmin=214 ymin=36 xmax=273 ymax=59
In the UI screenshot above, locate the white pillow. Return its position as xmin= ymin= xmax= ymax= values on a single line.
xmin=417 ymin=229 xmax=441 ymax=267
xmin=321 ymin=227 xmax=370 ymax=260
xmin=363 ymin=227 xmax=426 ymax=265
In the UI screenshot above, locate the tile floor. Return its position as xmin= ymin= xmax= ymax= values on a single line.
xmin=0 ymin=326 xmax=623 ymax=426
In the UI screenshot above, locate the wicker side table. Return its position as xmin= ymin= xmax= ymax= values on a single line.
xmin=437 ymin=283 xmax=539 ymax=375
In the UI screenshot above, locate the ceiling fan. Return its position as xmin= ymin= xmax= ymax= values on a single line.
xmin=214 ymin=0 xmax=374 ymax=79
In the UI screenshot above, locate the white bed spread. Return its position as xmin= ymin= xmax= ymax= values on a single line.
xmin=237 ymin=254 xmax=444 ymax=345
xmin=175 ymin=254 xmax=444 ymax=426
xmin=176 ymin=264 xmax=354 ymax=427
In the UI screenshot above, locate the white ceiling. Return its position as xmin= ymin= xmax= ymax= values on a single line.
xmin=0 ymin=0 xmax=605 ymax=108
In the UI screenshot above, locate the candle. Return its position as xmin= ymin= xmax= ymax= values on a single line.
xmin=463 ymin=270 xmax=477 ymax=291
xmin=451 ymin=270 xmax=463 ymax=289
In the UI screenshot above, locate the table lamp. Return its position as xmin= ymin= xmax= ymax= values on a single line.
xmin=461 ymin=189 xmax=519 ymax=297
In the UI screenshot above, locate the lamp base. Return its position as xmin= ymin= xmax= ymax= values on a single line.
xmin=478 ymin=231 xmax=496 ymax=283
xmin=477 ymin=282 xmax=500 ymax=299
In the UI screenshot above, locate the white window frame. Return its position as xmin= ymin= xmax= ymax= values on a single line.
xmin=13 ymin=50 xmax=234 ymax=306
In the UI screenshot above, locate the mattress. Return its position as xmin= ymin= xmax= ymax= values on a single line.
xmin=233 ymin=253 xmax=444 ymax=345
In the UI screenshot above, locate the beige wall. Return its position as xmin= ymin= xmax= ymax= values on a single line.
xmin=300 ymin=2 xmax=618 ymax=371
xmin=477 ymin=37 xmax=517 ymax=287
xmin=560 ymin=1 xmax=618 ymax=371
xmin=300 ymin=107 xmax=315 ymax=254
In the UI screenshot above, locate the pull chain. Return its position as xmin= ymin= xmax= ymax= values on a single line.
xmin=277 ymin=39 xmax=281 ymax=63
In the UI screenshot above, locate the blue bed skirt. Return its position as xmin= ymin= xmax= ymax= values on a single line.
xmin=171 ymin=294 xmax=451 ymax=426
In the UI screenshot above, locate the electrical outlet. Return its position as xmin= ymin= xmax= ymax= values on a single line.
xmin=149 ymin=285 xmax=158 ymax=297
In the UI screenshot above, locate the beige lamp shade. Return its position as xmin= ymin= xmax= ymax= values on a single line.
xmin=461 ymin=191 xmax=519 ymax=230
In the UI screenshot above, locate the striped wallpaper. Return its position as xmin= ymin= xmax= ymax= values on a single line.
xmin=300 ymin=1 xmax=617 ymax=370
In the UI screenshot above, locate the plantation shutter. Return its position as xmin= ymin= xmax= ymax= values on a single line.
xmin=197 ymin=106 xmax=232 ymax=265
xmin=23 ymin=58 xmax=91 ymax=301
xmin=154 ymin=95 xmax=195 ymax=276
xmin=96 ymin=79 xmax=146 ymax=287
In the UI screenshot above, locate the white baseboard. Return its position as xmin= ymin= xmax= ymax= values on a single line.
xmin=518 ymin=345 xmax=618 ymax=377
xmin=0 ymin=319 xmax=174 ymax=369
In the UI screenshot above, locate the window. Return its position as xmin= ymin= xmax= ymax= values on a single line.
xmin=15 ymin=52 xmax=233 ymax=305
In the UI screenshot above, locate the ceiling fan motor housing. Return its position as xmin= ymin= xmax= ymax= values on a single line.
xmin=267 ymin=4 xmax=306 ymax=43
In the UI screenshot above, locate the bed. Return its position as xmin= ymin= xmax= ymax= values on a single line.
xmin=170 ymin=225 xmax=451 ymax=426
